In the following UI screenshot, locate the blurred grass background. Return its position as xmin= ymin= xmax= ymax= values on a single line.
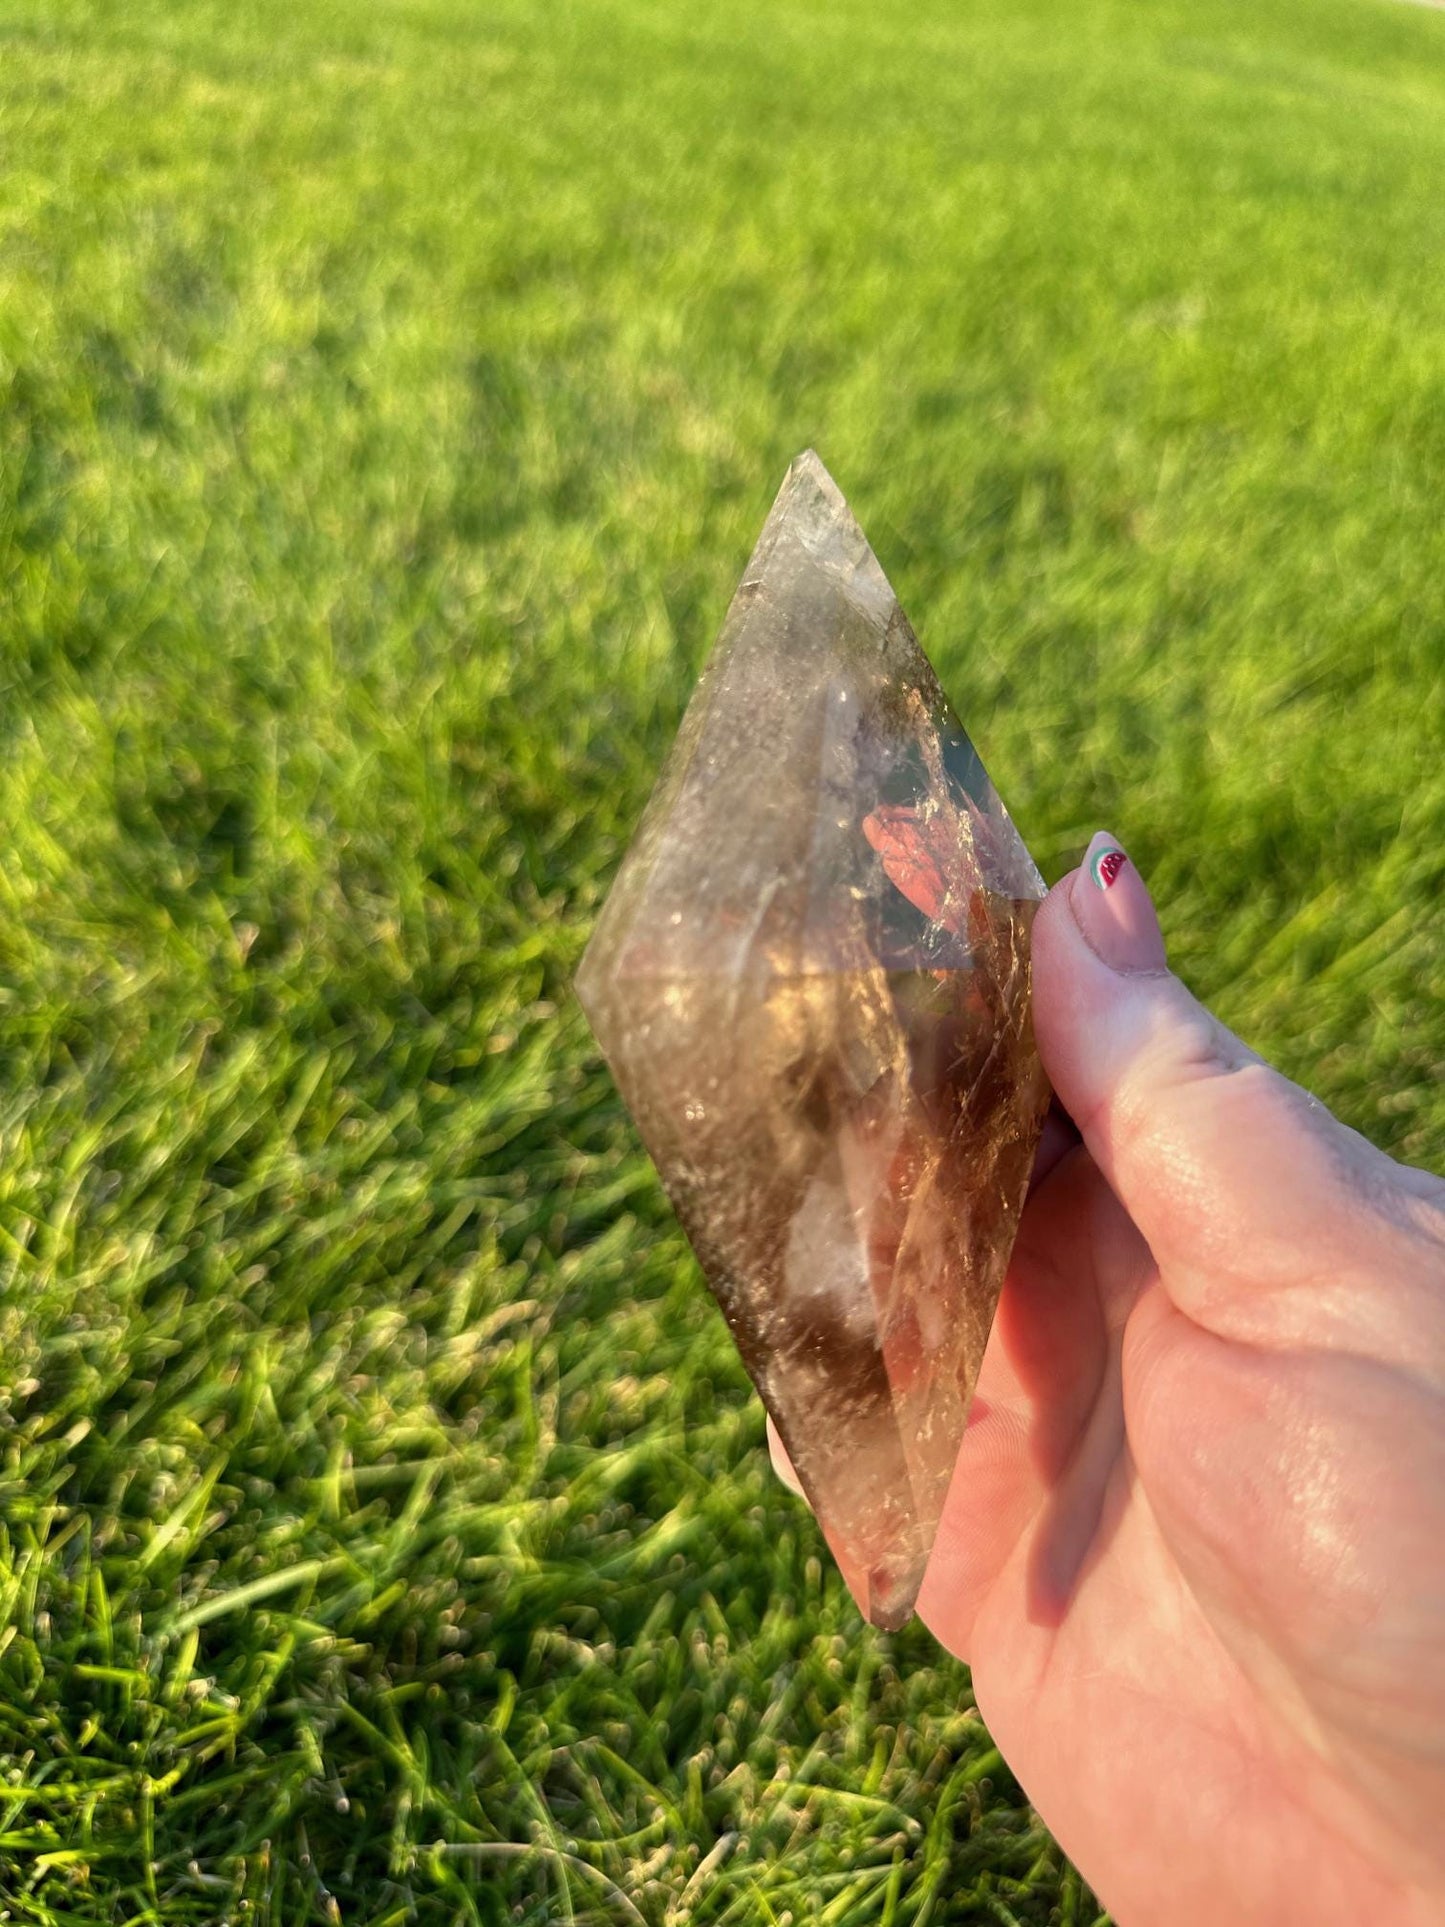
xmin=1 ymin=0 xmax=1444 ymax=1919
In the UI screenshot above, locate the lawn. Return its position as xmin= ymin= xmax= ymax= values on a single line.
xmin=1 ymin=0 xmax=1443 ymax=1919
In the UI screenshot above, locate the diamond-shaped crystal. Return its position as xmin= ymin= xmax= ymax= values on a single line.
xmin=577 ymin=451 xmax=1049 ymax=1628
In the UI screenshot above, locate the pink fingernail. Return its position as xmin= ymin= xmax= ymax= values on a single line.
xmin=1070 ymin=831 xmax=1167 ymax=974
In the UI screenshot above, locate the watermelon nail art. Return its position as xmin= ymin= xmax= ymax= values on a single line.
xmin=1089 ymin=846 xmax=1128 ymax=891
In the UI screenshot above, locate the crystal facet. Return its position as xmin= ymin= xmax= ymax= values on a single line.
xmin=576 ymin=451 xmax=1049 ymax=1628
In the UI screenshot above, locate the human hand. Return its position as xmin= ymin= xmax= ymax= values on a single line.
xmin=769 ymin=831 xmax=1445 ymax=1926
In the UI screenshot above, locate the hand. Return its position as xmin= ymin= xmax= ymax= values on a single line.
xmin=770 ymin=832 xmax=1445 ymax=1927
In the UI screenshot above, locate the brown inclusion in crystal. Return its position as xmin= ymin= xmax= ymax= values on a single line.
xmin=575 ymin=451 xmax=1049 ymax=1629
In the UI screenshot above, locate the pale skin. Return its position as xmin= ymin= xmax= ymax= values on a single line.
xmin=768 ymin=831 xmax=1445 ymax=1926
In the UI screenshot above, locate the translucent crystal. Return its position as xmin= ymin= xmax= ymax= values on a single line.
xmin=576 ymin=451 xmax=1049 ymax=1628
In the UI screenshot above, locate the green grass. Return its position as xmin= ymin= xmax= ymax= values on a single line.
xmin=0 ymin=0 xmax=1443 ymax=1918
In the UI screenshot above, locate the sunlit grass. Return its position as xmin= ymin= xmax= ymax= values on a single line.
xmin=0 ymin=0 xmax=1443 ymax=1917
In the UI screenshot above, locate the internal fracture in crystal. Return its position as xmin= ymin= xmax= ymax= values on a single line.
xmin=576 ymin=451 xmax=1049 ymax=1628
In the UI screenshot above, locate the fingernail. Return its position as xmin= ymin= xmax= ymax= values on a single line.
xmin=1070 ymin=830 xmax=1167 ymax=974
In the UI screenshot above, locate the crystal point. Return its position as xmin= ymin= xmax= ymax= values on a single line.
xmin=577 ymin=450 xmax=1049 ymax=1628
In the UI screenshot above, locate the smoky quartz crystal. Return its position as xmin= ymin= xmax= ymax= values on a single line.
xmin=576 ymin=451 xmax=1049 ymax=1628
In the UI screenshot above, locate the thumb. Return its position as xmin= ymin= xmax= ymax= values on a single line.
xmin=1030 ymin=831 xmax=1441 ymax=1358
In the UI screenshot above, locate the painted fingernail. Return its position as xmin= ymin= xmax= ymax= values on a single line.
xmin=1089 ymin=845 xmax=1128 ymax=890
xmin=1070 ymin=830 xmax=1167 ymax=974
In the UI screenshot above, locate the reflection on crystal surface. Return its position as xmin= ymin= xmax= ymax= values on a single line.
xmin=576 ymin=451 xmax=1049 ymax=1628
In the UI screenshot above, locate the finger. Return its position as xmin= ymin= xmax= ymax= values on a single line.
xmin=1028 ymin=1098 xmax=1082 ymax=1196
xmin=1031 ymin=831 xmax=1445 ymax=1365
xmin=918 ymin=1147 xmax=1148 ymax=1659
xmin=765 ymin=1411 xmax=807 ymax=1499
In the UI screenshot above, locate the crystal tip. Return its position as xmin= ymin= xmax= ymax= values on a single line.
xmin=786 ymin=446 xmax=844 ymax=501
